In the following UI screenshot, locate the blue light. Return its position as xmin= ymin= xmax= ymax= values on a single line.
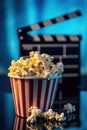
xmin=5 ymin=0 xmax=19 ymax=60
xmin=25 ymin=0 xmax=37 ymax=25
xmin=3 ymin=93 xmax=15 ymax=128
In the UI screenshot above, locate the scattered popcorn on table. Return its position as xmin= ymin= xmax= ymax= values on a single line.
xmin=63 ymin=103 xmax=76 ymax=113
xmin=8 ymin=51 xmax=64 ymax=78
xmin=42 ymin=109 xmax=65 ymax=122
xmin=26 ymin=106 xmax=42 ymax=124
xmin=28 ymin=106 xmax=42 ymax=117
xmin=42 ymin=109 xmax=56 ymax=120
xmin=26 ymin=104 xmax=76 ymax=129
xmin=55 ymin=112 xmax=66 ymax=122
xmin=26 ymin=107 xmax=65 ymax=125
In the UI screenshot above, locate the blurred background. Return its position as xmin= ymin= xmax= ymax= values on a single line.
xmin=0 ymin=0 xmax=87 ymax=90
xmin=0 ymin=1 xmax=87 ymax=129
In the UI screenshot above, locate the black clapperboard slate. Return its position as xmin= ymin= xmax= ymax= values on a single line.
xmin=17 ymin=10 xmax=82 ymax=110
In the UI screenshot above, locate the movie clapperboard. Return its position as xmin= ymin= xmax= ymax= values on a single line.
xmin=17 ymin=10 xmax=82 ymax=103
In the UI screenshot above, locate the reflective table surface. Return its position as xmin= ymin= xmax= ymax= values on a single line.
xmin=0 ymin=75 xmax=87 ymax=130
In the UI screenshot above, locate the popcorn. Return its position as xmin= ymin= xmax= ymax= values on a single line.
xmin=28 ymin=106 xmax=42 ymax=117
xmin=26 ymin=106 xmax=42 ymax=124
xmin=56 ymin=62 xmax=64 ymax=75
xmin=26 ymin=104 xmax=77 ymax=129
xmin=26 ymin=104 xmax=76 ymax=129
xmin=8 ymin=51 xmax=64 ymax=78
xmin=63 ymin=103 xmax=76 ymax=113
xmin=26 ymin=107 xmax=65 ymax=125
xmin=55 ymin=112 xmax=65 ymax=121
xmin=42 ymin=109 xmax=56 ymax=120
xmin=26 ymin=115 xmax=37 ymax=124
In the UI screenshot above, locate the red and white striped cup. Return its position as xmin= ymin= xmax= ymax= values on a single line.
xmin=8 ymin=75 xmax=61 ymax=117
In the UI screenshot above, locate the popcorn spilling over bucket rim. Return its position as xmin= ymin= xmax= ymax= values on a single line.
xmin=8 ymin=51 xmax=64 ymax=78
xmin=8 ymin=73 xmax=62 ymax=80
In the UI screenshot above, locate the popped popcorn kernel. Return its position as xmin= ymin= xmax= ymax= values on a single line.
xmin=8 ymin=51 xmax=64 ymax=78
xmin=26 ymin=107 xmax=65 ymax=125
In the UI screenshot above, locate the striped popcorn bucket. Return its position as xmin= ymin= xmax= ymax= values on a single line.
xmin=8 ymin=75 xmax=61 ymax=117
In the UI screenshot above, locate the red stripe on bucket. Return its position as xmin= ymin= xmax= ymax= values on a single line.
xmin=21 ymin=79 xmax=26 ymax=116
xmin=29 ymin=79 xmax=33 ymax=107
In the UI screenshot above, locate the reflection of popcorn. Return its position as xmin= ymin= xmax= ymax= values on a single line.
xmin=44 ymin=121 xmax=64 ymax=130
xmin=8 ymin=51 xmax=64 ymax=78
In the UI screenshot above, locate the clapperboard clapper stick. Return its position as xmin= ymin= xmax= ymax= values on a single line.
xmin=18 ymin=10 xmax=81 ymax=40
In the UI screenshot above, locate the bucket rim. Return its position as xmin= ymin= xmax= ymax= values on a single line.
xmin=8 ymin=74 xmax=62 ymax=80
